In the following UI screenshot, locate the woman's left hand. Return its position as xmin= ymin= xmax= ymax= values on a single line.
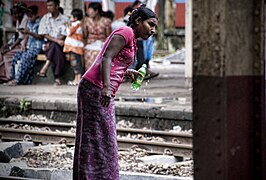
xmin=100 ymin=87 xmax=111 ymax=107
xmin=126 ymin=69 xmax=140 ymax=81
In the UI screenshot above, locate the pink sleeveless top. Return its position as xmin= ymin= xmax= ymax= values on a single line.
xmin=82 ymin=26 xmax=137 ymax=96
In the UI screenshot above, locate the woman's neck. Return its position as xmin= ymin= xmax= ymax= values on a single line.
xmin=131 ymin=26 xmax=139 ymax=39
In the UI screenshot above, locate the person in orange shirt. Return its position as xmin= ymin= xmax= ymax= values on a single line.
xmin=63 ymin=8 xmax=84 ymax=86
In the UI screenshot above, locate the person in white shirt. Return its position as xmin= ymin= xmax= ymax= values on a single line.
xmin=37 ymin=0 xmax=69 ymax=86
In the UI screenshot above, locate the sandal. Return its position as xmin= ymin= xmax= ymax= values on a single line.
xmin=37 ymin=72 xmax=47 ymax=78
xmin=67 ymin=81 xmax=78 ymax=86
xmin=54 ymin=79 xmax=62 ymax=86
xmin=3 ymin=80 xmax=17 ymax=86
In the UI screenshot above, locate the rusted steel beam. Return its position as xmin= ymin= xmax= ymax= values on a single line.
xmin=193 ymin=0 xmax=265 ymax=179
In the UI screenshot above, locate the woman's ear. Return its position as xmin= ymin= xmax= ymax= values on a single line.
xmin=134 ymin=16 xmax=141 ymax=25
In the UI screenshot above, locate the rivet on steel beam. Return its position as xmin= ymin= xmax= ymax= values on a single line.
xmin=215 ymin=46 xmax=220 ymax=51
xmin=215 ymin=63 xmax=220 ymax=69
xmin=194 ymin=148 xmax=199 ymax=154
xmin=193 ymin=29 xmax=198 ymax=35
xmin=216 ymin=98 xmax=221 ymax=105
xmin=193 ymin=45 xmax=198 ymax=50
xmin=256 ymin=166 xmax=261 ymax=171
xmin=255 ymin=79 xmax=260 ymax=84
xmin=255 ymin=131 xmax=260 ymax=137
xmin=215 ymin=12 xmax=220 ymax=18
xmin=254 ymin=10 xmax=260 ymax=16
xmin=216 ymin=151 xmax=222 ymax=157
xmin=193 ymin=98 xmax=198 ymax=104
xmin=216 ymin=118 xmax=221 ymax=122
xmin=193 ymin=11 xmax=198 ymax=17
xmin=254 ymin=63 xmax=259 ymax=68
xmin=194 ymin=131 xmax=199 ymax=137
xmin=214 ymin=28 xmax=220 ymax=34
xmin=254 ymin=44 xmax=259 ymax=50
xmin=215 ymin=81 xmax=221 ymax=87
xmin=216 ymin=169 xmax=222 ymax=174
xmin=194 ymin=166 xmax=200 ymax=172
xmin=193 ymin=78 xmax=198 ymax=84
xmin=254 ymin=27 xmax=259 ymax=33
xmin=215 ymin=133 xmax=221 ymax=140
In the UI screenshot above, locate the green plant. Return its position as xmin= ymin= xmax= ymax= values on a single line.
xmin=0 ymin=98 xmax=8 ymax=117
xmin=1 ymin=105 xmax=8 ymax=117
xmin=19 ymin=99 xmax=31 ymax=114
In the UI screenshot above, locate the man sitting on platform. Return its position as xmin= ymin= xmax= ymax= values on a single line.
xmin=37 ymin=0 xmax=69 ymax=86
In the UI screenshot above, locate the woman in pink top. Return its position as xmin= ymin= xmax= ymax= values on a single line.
xmin=73 ymin=5 xmax=158 ymax=180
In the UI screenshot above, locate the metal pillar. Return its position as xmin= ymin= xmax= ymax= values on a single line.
xmin=185 ymin=0 xmax=192 ymax=88
xmin=193 ymin=0 xmax=265 ymax=179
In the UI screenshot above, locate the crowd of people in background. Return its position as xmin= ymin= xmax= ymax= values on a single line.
xmin=0 ymin=0 xmax=159 ymax=86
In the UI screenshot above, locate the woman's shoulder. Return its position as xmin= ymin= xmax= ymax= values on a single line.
xmin=115 ymin=26 xmax=133 ymax=37
xmin=113 ymin=26 xmax=134 ymax=44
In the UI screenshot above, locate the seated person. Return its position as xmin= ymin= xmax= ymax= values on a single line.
xmin=4 ymin=5 xmax=43 ymax=86
xmin=37 ymin=0 xmax=69 ymax=86
xmin=0 ymin=2 xmax=28 ymax=82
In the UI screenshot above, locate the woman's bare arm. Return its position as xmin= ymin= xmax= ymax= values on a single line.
xmin=100 ymin=34 xmax=126 ymax=107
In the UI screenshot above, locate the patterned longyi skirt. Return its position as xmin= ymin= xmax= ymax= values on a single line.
xmin=73 ymin=78 xmax=119 ymax=180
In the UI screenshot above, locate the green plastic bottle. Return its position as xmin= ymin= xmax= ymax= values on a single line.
xmin=131 ymin=64 xmax=147 ymax=91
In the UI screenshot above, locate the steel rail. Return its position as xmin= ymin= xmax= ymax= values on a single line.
xmin=0 ymin=118 xmax=192 ymax=144
xmin=0 ymin=118 xmax=74 ymax=131
xmin=0 ymin=128 xmax=192 ymax=157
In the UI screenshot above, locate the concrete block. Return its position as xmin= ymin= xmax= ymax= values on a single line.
xmin=0 ymin=163 xmax=12 ymax=176
xmin=9 ymin=166 xmax=25 ymax=177
xmin=0 ymin=142 xmax=34 ymax=163
xmin=50 ymin=170 xmax=72 ymax=180
xmin=24 ymin=168 xmax=52 ymax=179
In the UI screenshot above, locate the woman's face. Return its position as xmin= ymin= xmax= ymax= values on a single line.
xmin=87 ymin=8 xmax=98 ymax=18
xmin=136 ymin=17 xmax=158 ymax=40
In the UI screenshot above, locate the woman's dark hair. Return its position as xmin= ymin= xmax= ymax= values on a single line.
xmin=88 ymin=2 xmax=103 ymax=16
xmin=71 ymin=8 xmax=83 ymax=20
xmin=47 ymin=0 xmax=60 ymax=6
xmin=132 ymin=0 xmax=142 ymax=8
xmin=124 ymin=6 xmax=133 ymax=16
xmin=27 ymin=5 xmax=39 ymax=15
xmin=127 ymin=4 xmax=157 ymax=26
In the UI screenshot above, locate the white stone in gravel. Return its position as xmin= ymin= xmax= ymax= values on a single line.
xmin=136 ymin=155 xmax=179 ymax=164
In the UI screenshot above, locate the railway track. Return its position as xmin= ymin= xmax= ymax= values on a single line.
xmin=0 ymin=118 xmax=192 ymax=157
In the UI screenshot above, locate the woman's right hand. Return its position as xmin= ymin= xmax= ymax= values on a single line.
xmin=100 ymin=87 xmax=111 ymax=107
